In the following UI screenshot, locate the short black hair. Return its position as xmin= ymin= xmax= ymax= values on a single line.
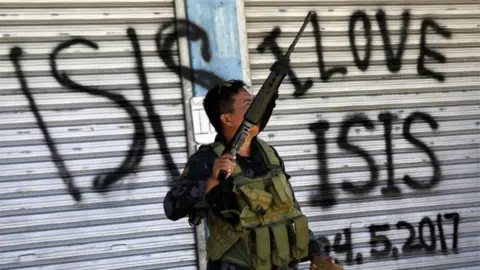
xmin=203 ymin=79 xmax=249 ymax=134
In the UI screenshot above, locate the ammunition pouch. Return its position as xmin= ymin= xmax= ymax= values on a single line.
xmin=205 ymin=138 xmax=311 ymax=269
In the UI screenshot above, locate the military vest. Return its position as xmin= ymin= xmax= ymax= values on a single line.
xmin=205 ymin=138 xmax=310 ymax=270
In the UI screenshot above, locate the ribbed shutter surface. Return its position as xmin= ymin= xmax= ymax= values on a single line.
xmin=244 ymin=1 xmax=479 ymax=269
xmin=0 ymin=1 xmax=196 ymax=269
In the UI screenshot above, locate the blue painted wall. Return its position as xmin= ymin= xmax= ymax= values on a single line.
xmin=185 ymin=0 xmax=243 ymax=97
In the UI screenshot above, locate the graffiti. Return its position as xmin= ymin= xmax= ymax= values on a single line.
xmin=309 ymin=12 xmax=350 ymax=83
xmin=156 ymin=19 xmax=224 ymax=94
xmin=309 ymin=111 xmax=441 ymax=207
xmin=349 ymin=10 xmax=372 ymax=71
xmin=317 ymin=212 xmax=460 ymax=265
xmin=376 ymin=9 xmax=410 ymax=73
xmin=10 ymin=47 xmax=82 ymax=201
xmin=378 ymin=112 xmax=400 ymax=196
xmin=2 ymin=7 xmax=467 ymax=270
xmin=402 ymin=112 xmax=441 ymax=189
xmin=418 ymin=19 xmax=453 ymax=82
xmin=256 ymin=11 xmax=350 ymax=97
xmin=50 ymin=38 xmax=147 ymax=192
xmin=6 ymin=10 xmax=449 ymax=209
xmin=257 ymin=9 xmax=452 ymax=97
xmin=308 ymin=120 xmax=336 ymax=207
xmin=7 ymin=19 xmax=224 ymax=199
xmin=337 ymin=113 xmax=379 ymax=195
xmin=128 ymin=27 xmax=180 ymax=187
xmin=349 ymin=9 xmax=411 ymax=73
xmin=256 ymin=27 xmax=314 ymax=97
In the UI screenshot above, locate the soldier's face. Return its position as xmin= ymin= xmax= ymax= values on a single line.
xmin=227 ymin=88 xmax=252 ymax=128
xmin=222 ymin=88 xmax=259 ymax=136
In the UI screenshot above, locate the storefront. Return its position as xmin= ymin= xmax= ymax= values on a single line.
xmin=1 ymin=0 xmax=479 ymax=269
xmin=242 ymin=1 xmax=480 ymax=269
xmin=0 ymin=1 xmax=198 ymax=269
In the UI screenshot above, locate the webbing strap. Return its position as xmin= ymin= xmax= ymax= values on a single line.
xmin=209 ymin=138 xmax=283 ymax=176
xmin=255 ymin=139 xmax=282 ymax=170
xmin=211 ymin=142 xmax=243 ymax=177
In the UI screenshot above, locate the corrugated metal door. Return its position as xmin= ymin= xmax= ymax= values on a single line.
xmin=243 ymin=1 xmax=479 ymax=269
xmin=0 ymin=1 xmax=198 ymax=269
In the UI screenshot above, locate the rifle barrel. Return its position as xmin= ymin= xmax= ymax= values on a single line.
xmin=285 ymin=11 xmax=315 ymax=58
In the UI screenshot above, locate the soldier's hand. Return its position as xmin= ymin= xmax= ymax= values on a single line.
xmin=211 ymin=154 xmax=237 ymax=180
xmin=310 ymin=255 xmax=340 ymax=270
xmin=206 ymin=154 xmax=236 ymax=193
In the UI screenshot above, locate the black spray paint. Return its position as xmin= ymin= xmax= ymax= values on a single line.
xmin=128 ymin=27 xmax=180 ymax=185
xmin=337 ymin=113 xmax=379 ymax=195
xmin=436 ymin=213 xmax=448 ymax=253
xmin=10 ymin=47 xmax=82 ymax=201
xmin=349 ymin=10 xmax=372 ymax=71
xmin=319 ymin=212 xmax=460 ymax=265
xmin=155 ymin=19 xmax=224 ymax=92
xmin=417 ymin=18 xmax=452 ymax=82
xmin=308 ymin=120 xmax=336 ymax=207
xmin=9 ymin=13 xmax=448 ymax=202
xmin=333 ymin=229 xmax=354 ymax=264
xmin=369 ymin=223 xmax=392 ymax=259
xmin=50 ymin=38 xmax=147 ymax=192
xmin=402 ymin=112 xmax=441 ymax=189
xmin=444 ymin=212 xmax=459 ymax=252
xmin=256 ymin=12 xmax=348 ymax=97
xmin=9 ymin=19 xmax=225 ymax=200
xmin=376 ymin=9 xmax=411 ymax=72
xmin=259 ymin=9 xmax=450 ymax=97
xmin=396 ymin=220 xmax=423 ymax=252
xmin=310 ymin=12 xmax=349 ymax=82
xmin=256 ymin=27 xmax=314 ymax=97
xmin=310 ymin=112 xmax=440 ymax=207
xmin=379 ymin=112 xmax=401 ymax=196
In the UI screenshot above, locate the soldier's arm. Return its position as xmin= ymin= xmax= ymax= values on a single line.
xmin=163 ymin=146 xmax=216 ymax=221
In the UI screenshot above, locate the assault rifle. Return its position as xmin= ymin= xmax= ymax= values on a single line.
xmin=217 ymin=11 xmax=314 ymax=181
xmin=189 ymin=11 xmax=314 ymax=227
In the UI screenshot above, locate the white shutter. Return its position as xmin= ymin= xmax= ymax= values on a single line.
xmin=0 ymin=1 xmax=197 ymax=269
xmin=244 ymin=1 xmax=479 ymax=269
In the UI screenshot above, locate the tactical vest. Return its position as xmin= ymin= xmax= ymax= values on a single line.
xmin=206 ymin=138 xmax=310 ymax=270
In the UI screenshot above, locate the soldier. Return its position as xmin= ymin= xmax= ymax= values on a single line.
xmin=163 ymin=80 xmax=339 ymax=270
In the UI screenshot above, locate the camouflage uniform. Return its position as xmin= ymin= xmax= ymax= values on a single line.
xmin=163 ymin=134 xmax=325 ymax=270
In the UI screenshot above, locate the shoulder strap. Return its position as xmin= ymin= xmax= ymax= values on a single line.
xmin=208 ymin=139 xmax=284 ymax=176
xmin=254 ymin=138 xmax=282 ymax=170
xmin=210 ymin=142 xmax=225 ymax=157
xmin=208 ymin=142 xmax=243 ymax=176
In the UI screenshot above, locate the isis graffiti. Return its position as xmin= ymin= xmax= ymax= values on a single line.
xmin=7 ymin=11 xmax=451 ymax=206
xmin=308 ymin=111 xmax=442 ymax=208
xmin=257 ymin=9 xmax=453 ymax=97
xmin=7 ymin=20 xmax=223 ymax=201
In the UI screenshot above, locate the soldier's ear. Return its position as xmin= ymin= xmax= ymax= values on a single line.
xmin=220 ymin=114 xmax=233 ymax=127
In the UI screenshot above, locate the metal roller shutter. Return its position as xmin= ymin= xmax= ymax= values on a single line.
xmin=244 ymin=1 xmax=479 ymax=269
xmin=0 ymin=1 xmax=197 ymax=269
